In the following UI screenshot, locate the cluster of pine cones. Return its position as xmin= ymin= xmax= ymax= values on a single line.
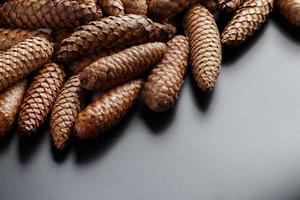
xmin=0 ymin=0 xmax=297 ymax=150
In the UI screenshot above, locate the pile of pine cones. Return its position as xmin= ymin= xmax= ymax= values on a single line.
xmin=0 ymin=0 xmax=297 ymax=150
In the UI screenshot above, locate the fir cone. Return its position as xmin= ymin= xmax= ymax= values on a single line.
xmin=0 ymin=28 xmax=52 ymax=51
xmin=0 ymin=80 xmax=28 ymax=137
xmin=80 ymin=42 xmax=167 ymax=90
xmin=18 ymin=63 xmax=65 ymax=136
xmin=54 ymin=29 xmax=74 ymax=52
xmin=0 ymin=37 xmax=54 ymax=92
xmin=68 ymin=48 xmax=123 ymax=73
xmin=121 ymin=0 xmax=148 ymax=15
xmin=56 ymin=14 xmax=156 ymax=62
xmin=218 ymin=0 xmax=244 ymax=13
xmin=75 ymin=79 xmax=143 ymax=139
xmin=148 ymin=0 xmax=197 ymax=21
xmin=221 ymin=0 xmax=274 ymax=45
xmin=50 ymin=75 xmax=83 ymax=150
xmin=184 ymin=5 xmax=222 ymax=92
xmin=151 ymin=22 xmax=177 ymax=43
xmin=99 ymin=0 xmax=125 ymax=16
xmin=144 ymin=36 xmax=189 ymax=112
xmin=0 ymin=0 xmax=102 ymax=29
xmin=77 ymin=0 xmax=97 ymax=7
xmin=277 ymin=0 xmax=300 ymax=27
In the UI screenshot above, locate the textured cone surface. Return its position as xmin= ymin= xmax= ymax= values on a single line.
xmin=121 ymin=0 xmax=148 ymax=15
xmin=0 ymin=37 xmax=54 ymax=92
xmin=277 ymin=0 xmax=300 ymax=27
xmin=221 ymin=0 xmax=274 ymax=45
xmin=0 ymin=0 xmax=102 ymax=29
xmin=18 ymin=63 xmax=65 ymax=136
xmin=0 ymin=80 xmax=28 ymax=137
xmin=144 ymin=36 xmax=189 ymax=112
xmin=68 ymin=48 xmax=123 ymax=73
xmin=54 ymin=29 xmax=74 ymax=52
xmin=151 ymin=22 xmax=177 ymax=43
xmin=0 ymin=28 xmax=52 ymax=51
xmin=199 ymin=0 xmax=220 ymax=12
xmin=219 ymin=0 xmax=244 ymax=13
xmin=80 ymin=42 xmax=167 ymax=90
xmin=50 ymin=75 xmax=83 ymax=150
xmin=77 ymin=0 xmax=97 ymax=6
xmin=56 ymin=14 xmax=156 ymax=62
xmin=184 ymin=5 xmax=222 ymax=92
xmin=100 ymin=0 xmax=125 ymax=16
xmin=148 ymin=0 xmax=196 ymax=21
xmin=75 ymin=79 xmax=143 ymax=139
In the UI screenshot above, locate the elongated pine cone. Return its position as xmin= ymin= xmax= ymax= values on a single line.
xmin=68 ymin=48 xmax=123 ymax=73
xmin=121 ymin=0 xmax=148 ymax=15
xmin=80 ymin=42 xmax=167 ymax=90
xmin=221 ymin=0 xmax=274 ymax=45
xmin=218 ymin=0 xmax=244 ymax=13
xmin=77 ymin=0 xmax=97 ymax=7
xmin=0 ymin=37 xmax=53 ymax=92
xmin=50 ymin=75 xmax=83 ymax=150
xmin=277 ymin=0 xmax=300 ymax=27
xmin=151 ymin=22 xmax=177 ymax=43
xmin=18 ymin=63 xmax=65 ymax=136
xmin=148 ymin=0 xmax=196 ymax=21
xmin=0 ymin=28 xmax=52 ymax=51
xmin=0 ymin=0 xmax=102 ymax=29
xmin=99 ymin=0 xmax=125 ymax=16
xmin=57 ymin=14 xmax=158 ymax=62
xmin=144 ymin=36 xmax=189 ymax=112
xmin=184 ymin=5 xmax=222 ymax=92
xmin=75 ymin=79 xmax=143 ymax=139
xmin=0 ymin=80 xmax=28 ymax=137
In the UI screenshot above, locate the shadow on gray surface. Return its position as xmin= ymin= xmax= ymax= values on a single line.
xmin=73 ymin=103 xmax=138 ymax=164
xmin=0 ymin=128 xmax=16 ymax=155
xmin=139 ymin=101 xmax=176 ymax=135
xmin=17 ymin=125 xmax=48 ymax=164
xmin=271 ymin=9 xmax=300 ymax=44
xmin=188 ymin=71 xmax=214 ymax=112
xmin=50 ymin=137 xmax=73 ymax=163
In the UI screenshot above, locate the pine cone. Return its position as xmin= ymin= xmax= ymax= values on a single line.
xmin=77 ymin=0 xmax=97 ymax=7
xmin=0 ymin=0 xmax=102 ymax=29
xmin=218 ymin=0 xmax=244 ymax=13
xmin=199 ymin=0 xmax=219 ymax=12
xmin=75 ymin=79 xmax=143 ymax=139
xmin=148 ymin=0 xmax=197 ymax=21
xmin=0 ymin=37 xmax=54 ymax=92
xmin=54 ymin=29 xmax=74 ymax=52
xmin=99 ymin=0 xmax=125 ymax=16
xmin=151 ymin=22 xmax=177 ymax=43
xmin=143 ymin=36 xmax=189 ymax=112
xmin=0 ymin=28 xmax=52 ymax=51
xmin=80 ymin=42 xmax=167 ymax=90
xmin=221 ymin=0 xmax=274 ymax=45
xmin=277 ymin=0 xmax=300 ymax=27
xmin=50 ymin=75 xmax=83 ymax=150
xmin=18 ymin=63 xmax=65 ymax=136
xmin=68 ymin=48 xmax=123 ymax=73
xmin=121 ymin=0 xmax=148 ymax=15
xmin=184 ymin=5 xmax=222 ymax=92
xmin=0 ymin=80 xmax=28 ymax=137
xmin=56 ymin=14 xmax=157 ymax=62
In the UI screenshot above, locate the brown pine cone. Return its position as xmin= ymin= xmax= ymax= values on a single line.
xmin=77 ymin=0 xmax=97 ymax=7
xmin=68 ymin=48 xmax=123 ymax=73
xmin=0 ymin=0 xmax=102 ymax=29
xmin=148 ymin=0 xmax=197 ymax=21
xmin=0 ymin=80 xmax=28 ymax=137
xmin=277 ymin=0 xmax=300 ymax=27
xmin=221 ymin=0 xmax=274 ymax=45
xmin=184 ymin=5 xmax=222 ymax=92
xmin=143 ymin=36 xmax=189 ymax=112
xmin=50 ymin=75 xmax=83 ymax=150
xmin=99 ymin=0 xmax=125 ymax=16
xmin=80 ymin=42 xmax=167 ymax=90
xmin=121 ymin=0 xmax=148 ymax=15
xmin=218 ymin=0 xmax=244 ymax=13
xmin=0 ymin=28 xmax=52 ymax=51
xmin=56 ymin=14 xmax=158 ymax=62
xmin=54 ymin=29 xmax=74 ymax=52
xmin=151 ymin=22 xmax=177 ymax=43
xmin=0 ymin=37 xmax=54 ymax=92
xmin=75 ymin=79 xmax=143 ymax=139
xmin=18 ymin=63 xmax=65 ymax=136
xmin=199 ymin=0 xmax=219 ymax=12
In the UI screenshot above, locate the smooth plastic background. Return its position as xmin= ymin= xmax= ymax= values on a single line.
xmin=1 ymin=9 xmax=300 ymax=200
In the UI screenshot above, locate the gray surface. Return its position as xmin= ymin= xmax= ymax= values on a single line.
xmin=1 ymin=13 xmax=300 ymax=200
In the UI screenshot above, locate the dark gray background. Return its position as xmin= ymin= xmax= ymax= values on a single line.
xmin=1 ymin=10 xmax=300 ymax=200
